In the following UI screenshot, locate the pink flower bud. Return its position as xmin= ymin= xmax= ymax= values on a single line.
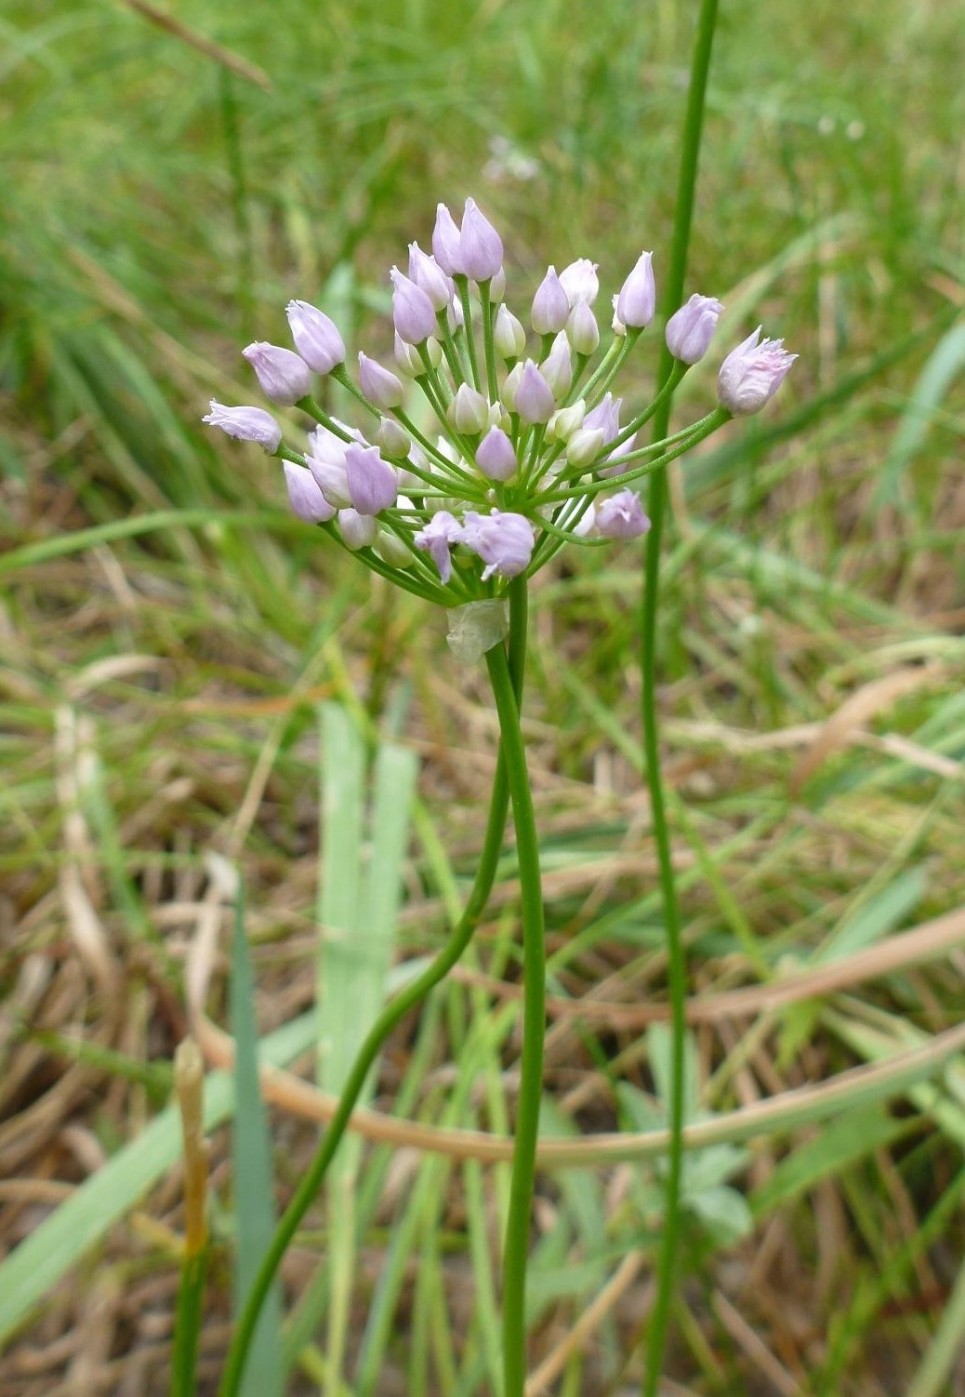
xmin=448 ymin=383 xmax=490 ymax=435
xmin=408 ymin=242 xmax=453 ymax=311
xmin=717 ymin=327 xmax=797 ymax=415
xmin=285 ymin=300 xmax=346 ymax=374
xmin=665 ymin=294 xmax=724 ymax=364
xmin=358 ymin=352 xmax=404 ymax=409
xmin=490 ymin=266 xmax=506 ymax=303
xmin=242 ymin=342 xmax=312 ymax=404
xmin=476 ymin=426 xmax=518 ymax=481
xmin=432 ymin=203 xmax=465 ymax=276
xmin=459 ymin=509 xmax=535 ymax=580
xmin=338 ymin=508 xmax=378 ymax=550
xmin=460 ymin=198 xmax=503 ymax=282
xmin=283 ymin=461 xmax=336 ymax=523
xmin=583 ymin=392 xmax=622 ymax=444
xmin=539 ymin=333 xmax=573 ymax=401
xmin=307 ymin=428 xmax=351 ymax=508
xmin=344 ymin=443 xmax=398 ymax=515
xmin=559 ymin=259 xmax=599 ymax=307
xmin=494 ymin=304 xmax=526 ymax=360
xmin=414 ymin=509 xmax=463 ymax=582
xmin=514 ymin=361 xmax=555 ymax=424
xmin=594 ymin=489 xmax=651 ymax=539
xmin=390 ymin=267 xmax=437 ymax=345
xmin=565 ymin=426 xmax=606 ymax=469
xmin=202 ymin=402 xmax=281 ymax=452
xmin=531 ymin=267 xmax=570 ymax=335
xmin=616 ymin=251 xmax=656 ymax=329
xmin=567 ymin=300 xmax=600 ymax=355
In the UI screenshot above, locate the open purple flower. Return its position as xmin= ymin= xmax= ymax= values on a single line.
xmin=415 ymin=510 xmax=463 ymax=583
xmin=717 ymin=327 xmax=796 ymax=415
xmin=459 ymin=510 xmax=535 ymax=580
xmin=203 ymin=402 xmax=281 ymax=452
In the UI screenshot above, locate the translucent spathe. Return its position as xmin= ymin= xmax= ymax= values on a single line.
xmin=446 ymin=599 xmax=510 ymax=664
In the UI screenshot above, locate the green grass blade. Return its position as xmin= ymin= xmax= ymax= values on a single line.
xmin=230 ymin=884 xmax=283 ymax=1397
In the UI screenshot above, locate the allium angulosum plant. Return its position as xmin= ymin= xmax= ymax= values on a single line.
xmin=205 ymin=196 xmax=794 ymax=1397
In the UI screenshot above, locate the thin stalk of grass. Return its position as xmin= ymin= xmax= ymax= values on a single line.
xmin=216 ymin=581 xmax=528 ymax=1397
xmin=170 ymin=1039 xmax=209 ymax=1397
xmin=638 ymin=2 xmax=720 ymax=1392
xmin=485 ymin=606 xmax=545 ymax=1397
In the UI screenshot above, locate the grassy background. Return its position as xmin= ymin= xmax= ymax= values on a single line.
xmin=2 ymin=0 xmax=964 ymax=1392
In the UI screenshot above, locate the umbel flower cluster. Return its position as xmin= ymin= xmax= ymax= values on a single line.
xmin=205 ymin=198 xmax=794 ymax=631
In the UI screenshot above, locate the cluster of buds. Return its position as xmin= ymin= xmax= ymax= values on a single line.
xmin=205 ymin=198 xmax=794 ymax=624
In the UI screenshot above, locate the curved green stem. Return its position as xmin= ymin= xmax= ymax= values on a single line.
xmin=639 ymin=2 xmax=719 ymax=1394
xmin=485 ymin=613 xmax=545 ymax=1397
xmin=217 ymin=584 xmax=529 ymax=1397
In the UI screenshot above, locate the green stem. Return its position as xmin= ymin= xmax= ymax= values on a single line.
xmin=217 ymin=586 xmax=529 ymax=1397
xmin=639 ymin=2 xmax=719 ymax=1394
xmin=485 ymin=603 xmax=545 ymax=1397
xmin=171 ymin=1250 xmax=208 ymax=1397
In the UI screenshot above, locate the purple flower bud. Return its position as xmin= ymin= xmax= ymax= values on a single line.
xmin=539 ymin=333 xmax=573 ymax=401
xmin=514 ymin=361 xmax=555 ymax=424
xmin=531 ymin=266 xmax=570 ymax=335
xmin=594 ymin=489 xmax=651 ymax=539
xmin=307 ymin=428 xmax=351 ymax=508
xmin=203 ymin=401 xmax=282 ymax=452
xmin=283 ymin=461 xmax=336 ymax=523
xmin=374 ymin=416 xmax=411 ymax=458
xmin=358 ymin=352 xmax=404 ymax=409
xmin=460 ymin=198 xmax=503 ymax=282
xmin=567 ymin=300 xmax=600 ymax=355
xmin=598 ymin=430 xmax=637 ymax=478
xmin=432 ymin=203 xmax=465 ymax=276
xmin=285 ymin=300 xmax=346 ymax=374
xmin=408 ymin=242 xmax=453 ymax=311
xmin=616 ymin=252 xmax=656 ymax=330
xmin=476 ymin=426 xmax=518 ymax=481
xmin=448 ymin=383 xmax=490 ymax=435
xmin=559 ymin=259 xmax=599 ymax=307
xmin=494 ymin=304 xmax=526 ymax=360
xmin=338 ymin=508 xmax=378 ymax=550
xmin=344 ymin=442 xmax=398 ymax=515
xmin=242 ymin=342 xmax=312 ymax=404
xmin=584 ymin=392 xmax=622 ymax=444
xmin=414 ymin=509 xmax=463 ymax=582
xmin=717 ymin=327 xmax=797 ymax=415
xmin=390 ymin=267 xmax=437 ymax=345
xmin=459 ymin=509 xmax=535 ymax=580
xmin=565 ymin=427 xmax=606 ymax=469
xmin=490 ymin=266 xmax=506 ymax=303
xmin=665 ymin=294 xmax=724 ymax=364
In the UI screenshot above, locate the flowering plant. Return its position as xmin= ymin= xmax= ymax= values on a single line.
xmin=204 ymin=197 xmax=794 ymax=1397
xmin=206 ymin=198 xmax=793 ymax=655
